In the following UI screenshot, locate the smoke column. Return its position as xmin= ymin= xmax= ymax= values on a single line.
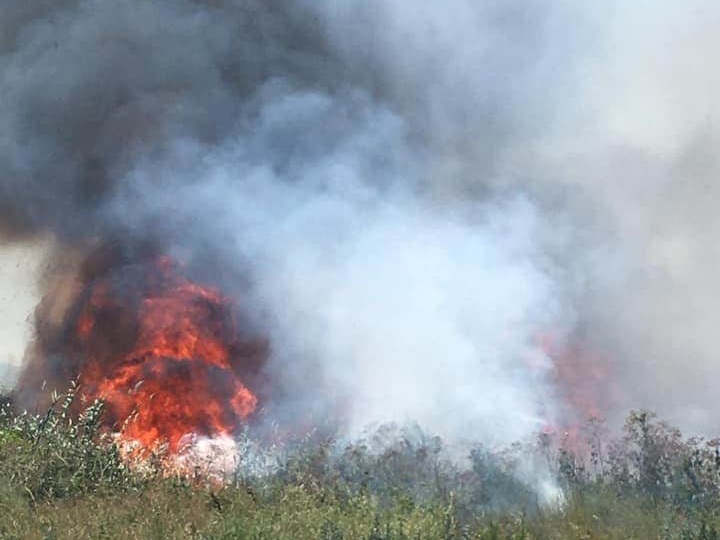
xmin=2 ymin=0 xmax=720 ymax=461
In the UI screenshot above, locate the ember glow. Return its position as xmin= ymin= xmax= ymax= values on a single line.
xmin=72 ymin=256 xmax=261 ymax=455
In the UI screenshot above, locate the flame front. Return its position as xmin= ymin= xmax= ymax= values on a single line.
xmin=74 ymin=256 xmax=260 ymax=455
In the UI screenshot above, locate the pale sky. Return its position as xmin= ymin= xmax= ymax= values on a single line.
xmin=0 ymin=242 xmax=46 ymax=385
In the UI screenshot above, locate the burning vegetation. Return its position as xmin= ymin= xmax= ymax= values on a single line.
xmin=16 ymin=248 xmax=267 ymax=459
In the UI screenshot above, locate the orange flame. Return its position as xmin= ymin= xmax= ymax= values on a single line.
xmin=74 ymin=256 xmax=260 ymax=455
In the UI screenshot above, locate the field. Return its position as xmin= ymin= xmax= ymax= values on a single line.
xmin=2 ymin=391 xmax=720 ymax=539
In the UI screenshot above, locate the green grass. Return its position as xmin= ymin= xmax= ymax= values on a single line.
xmin=3 ymin=388 xmax=720 ymax=539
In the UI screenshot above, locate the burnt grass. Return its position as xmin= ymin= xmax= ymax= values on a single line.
xmin=2 ymin=389 xmax=720 ymax=539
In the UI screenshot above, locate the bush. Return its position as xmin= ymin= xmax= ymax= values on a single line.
xmin=0 ymin=382 xmax=135 ymax=502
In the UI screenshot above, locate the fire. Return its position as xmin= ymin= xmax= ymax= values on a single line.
xmin=539 ymin=332 xmax=610 ymax=450
xmin=73 ymin=255 xmax=262 ymax=456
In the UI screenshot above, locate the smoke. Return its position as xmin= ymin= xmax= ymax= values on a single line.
xmin=3 ymin=0 xmax=720 ymax=478
xmin=546 ymin=1 xmax=720 ymax=433
xmin=102 ymin=78 xmax=573 ymax=447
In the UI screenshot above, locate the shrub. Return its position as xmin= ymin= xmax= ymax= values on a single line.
xmin=0 ymin=382 xmax=135 ymax=502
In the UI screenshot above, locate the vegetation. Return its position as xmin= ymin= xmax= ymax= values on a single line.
xmin=3 ymin=388 xmax=720 ymax=539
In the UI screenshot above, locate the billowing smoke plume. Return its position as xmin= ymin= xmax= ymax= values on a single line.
xmin=2 ymin=0 xmax=720 ymax=456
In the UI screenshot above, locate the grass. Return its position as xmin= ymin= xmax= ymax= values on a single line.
xmin=3 ymin=387 xmax=720 ymax=539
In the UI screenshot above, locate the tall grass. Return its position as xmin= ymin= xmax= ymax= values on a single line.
xmin=3 ymin=387 xmax=720 ymax=539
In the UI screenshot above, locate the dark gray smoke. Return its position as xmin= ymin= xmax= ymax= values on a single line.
xmin=0 ymin=1 xmax=578 ymax=240
xmin=0 ymin=1 xmax=330 ymax=239
xmin=3 ymin=1 xmax=720 ymax=494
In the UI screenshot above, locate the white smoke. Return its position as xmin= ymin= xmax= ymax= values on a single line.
xmin=248 ymin=193 xmax=569 ymax=445
xmin=105 ymin=81 xmax=573 ymax=447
